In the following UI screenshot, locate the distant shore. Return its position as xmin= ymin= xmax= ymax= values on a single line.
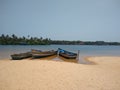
xmin=1 ymin=34 xmax=120 ymax=45
xmin=0 ymin=56 xmax=120 ymax=90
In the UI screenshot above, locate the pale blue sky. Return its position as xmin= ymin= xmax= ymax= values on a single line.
xmin=0 ymin=0 xmax=120 ymax=41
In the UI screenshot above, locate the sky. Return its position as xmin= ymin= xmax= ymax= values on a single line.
xmin=0 ymin=0 xmax=120 ymax=42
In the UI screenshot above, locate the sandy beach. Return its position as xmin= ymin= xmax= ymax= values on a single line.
xmin=0 ymin=57 xmax=120 ymax=90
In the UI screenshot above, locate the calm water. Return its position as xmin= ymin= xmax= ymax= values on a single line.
xmin=0 ymin=45 xmax=120 ymax=63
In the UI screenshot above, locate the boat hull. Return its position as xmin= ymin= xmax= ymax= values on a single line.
xmin=59 ymin=53 xmax=77 ymax=59
xmin=58 ymin=48 xmax=77 ymax=59
xmin=11 ymin=52 xmax=32 ymax=60
xmin=32 ymin=50 xmax=57 ymax=59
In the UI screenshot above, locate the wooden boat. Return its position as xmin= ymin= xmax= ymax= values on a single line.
xmin=11 ymin=52 xmax=32 ymax=60
xmin=32 ymin=50 xmax=57 ymax=58
xmin=31 ymin=49 xmax=42 ymax=53
xmin=58 ymin=48 xmax=77 ymax=59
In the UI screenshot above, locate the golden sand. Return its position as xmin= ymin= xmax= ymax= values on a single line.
xmin=0 ymin=57 xmax=120 ymax=90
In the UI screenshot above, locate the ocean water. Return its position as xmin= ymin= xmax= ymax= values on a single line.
xmin=0 ymin=45 xmax=120 ymax=63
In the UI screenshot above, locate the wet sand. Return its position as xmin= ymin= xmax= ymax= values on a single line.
xmin=0 ymin=56 xmax=120 ymax=90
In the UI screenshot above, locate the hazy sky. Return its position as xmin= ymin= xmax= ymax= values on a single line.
xmin=0 ymin=0 xmax=120 ymax=41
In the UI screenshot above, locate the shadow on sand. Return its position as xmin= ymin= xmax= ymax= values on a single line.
xmin=30 ymin=55 xmax=93 ymax=64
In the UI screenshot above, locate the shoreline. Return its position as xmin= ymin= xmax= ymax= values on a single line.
xmin=1 ymin=55 xmax=120 ymax=64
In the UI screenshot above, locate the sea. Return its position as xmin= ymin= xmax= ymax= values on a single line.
xmin=0 ymin=45 xmax=120 ymax=63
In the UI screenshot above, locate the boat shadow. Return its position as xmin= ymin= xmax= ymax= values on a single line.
xmin=57 ymin=56 xmax=78 ymax=63
xmin=29 ymin=55 xmax=78 ymax=63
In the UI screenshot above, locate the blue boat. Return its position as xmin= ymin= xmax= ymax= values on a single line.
xmin=58 ymin=48 xmax=77 ymax=59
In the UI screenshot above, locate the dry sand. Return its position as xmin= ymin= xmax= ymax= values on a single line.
xmin=0 ymin=57 xmax=120 ymax=90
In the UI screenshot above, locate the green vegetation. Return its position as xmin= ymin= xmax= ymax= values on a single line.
xmin=0 ymin=34 xmax=120 ymax=45
xmin=51 ymin=40 xmax=120 ymax=45
xmin=0 ymin=34 xmax=51 ymax=45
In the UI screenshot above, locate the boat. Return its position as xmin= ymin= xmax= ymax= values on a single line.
xmin=31 ymin=49 xmax=42 ymax=53
xmin=58 ymin=48 xmax=77 ymax=59
xmin=11 ymin=52 xmax=32 ymax=60
xmin=32 ymin=50 xmax=57 ymax=58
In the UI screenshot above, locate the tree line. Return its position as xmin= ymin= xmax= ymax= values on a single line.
xmin=0 ymin=34 xmax=120 ymax=45
xmin=51 ymin=40 xmax=120 ymax=45
xmin=0 ymin=34 xmax=51 ymax=45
